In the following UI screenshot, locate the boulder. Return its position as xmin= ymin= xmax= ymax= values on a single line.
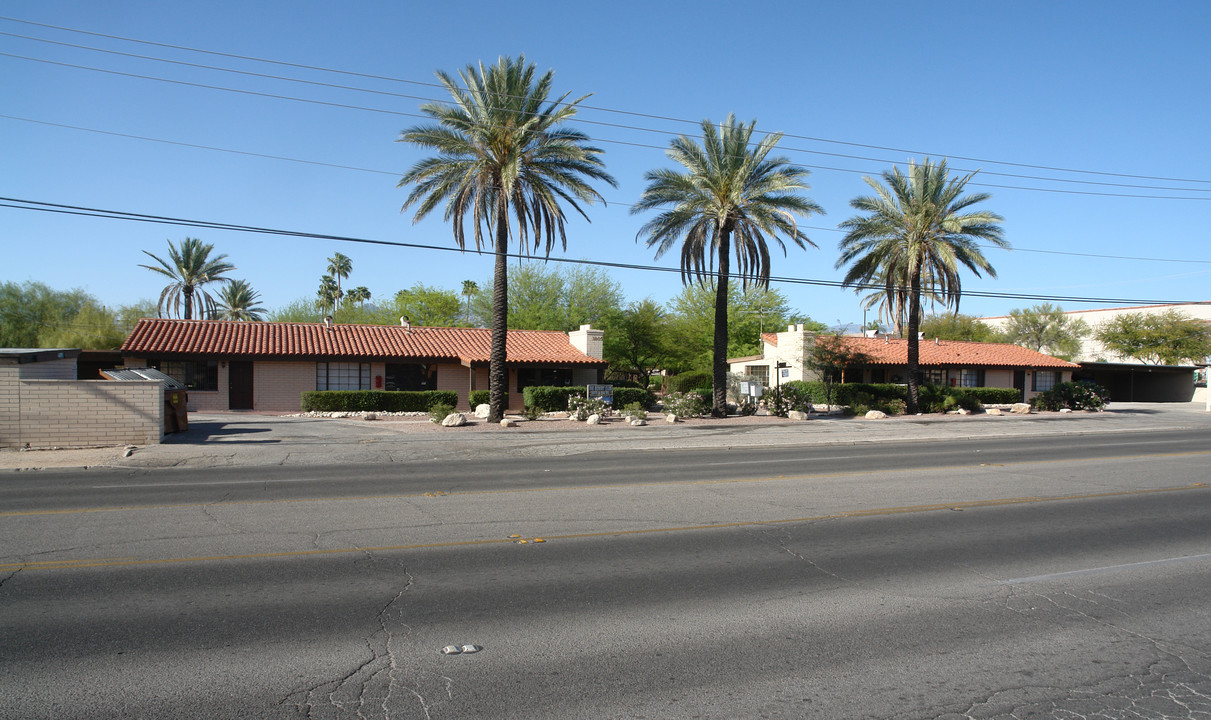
xmin=441 ymin=413 xmax=467 ymax=427
xmin=474 ymin=404 xmax=491 ymax=419
xmin=666 ymin=414 xmax=678 ymax=423
xmin=363 ymin=413 xmax=377 ymax=421
xmin=1010 ymin=403 xmax=1032 ymax=414
xmin=1059 ymin=408 xmax=1073 ymax=414
xmin=865 ymin=410 xmax=888 ymax=420
xmin=586 ymin=414 xmax=601 ymax=425
xmin=788 ymin=410 xmax=809 ymax=421
xmin=630 ymin=418 xmax=647 ymax=426
xmin=500 ymin=418 xmax=518 ymax=427
xmin=957 ymin=408 xmax=970 ymax=415
xmin=986 ymin=408 xmax=1003 ymax=416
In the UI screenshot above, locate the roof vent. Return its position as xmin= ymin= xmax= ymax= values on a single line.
xmin=324 ymin=316 xmax=333 ymax=331
xmin=400 ymin=316 xmax=412 ymax=334
xmin=864 ymin=329 xmax=877 ymax=338
xmin=918 ymin=332 xmax=925 ymax=340
xmin=935 ymin=337 xmax=939 ymax=345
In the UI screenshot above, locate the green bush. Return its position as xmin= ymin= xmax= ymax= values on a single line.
xmin=1031 ymin=381 xmax=1109 ymax=411
xmin=524 ymin=386 xmax=584 ymax=412
xmin=620 ymin=401 xmax=648 ymax=420
xmin=613 ymin=387 xmax=655 ymax=409
xmin=301 ymin=390 xmax=458 ymax=413
xmin=766 ymin=381 xmax=815 ymax=416
xmin=666 ymin=371 xmax=713 ymax=394
xmin=568 ymin=394 xmax=608 ymax=420
xmin=693 ymin=389 xmax=713 ymax=410
xmin=428 ymin=402 xmax=456 ymax=423
xmin=662 ymin=391 xmax=706 ymax=418
xmin=469 ymin=390 xmax=490 ymax=408
xmin=961 ymin=387 xmax=1022 ymax=404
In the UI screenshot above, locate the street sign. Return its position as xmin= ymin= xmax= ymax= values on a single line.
xmin=586 ymin=384 xmax=613 ymax=405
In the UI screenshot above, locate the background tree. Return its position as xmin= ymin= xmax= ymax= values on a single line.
xmin=139 ymin=237 xmax=234 ymax=320
xmin=804 ymin=334 xmax=873 ymax=409
xmin=268 ymin=298 xmax=324 ymax=323
xmin=1095 ymin=310 xmax=1211 ymax=365
xmin=398 ymin=55 xmax=615 ymax=422
xmin=460 ymin=280 xmax=478 ymax=325
xmin=1 ymin=281 xmax=153 ymax=348
xmin=317 ymin=275 xmax=341 ymax=315
xmin=837 ymin=158 xmax=1007 ymax=414
xmin=345 ymin=286 xmax=372 ymax=308
xmin=391 ymin=283 xmax=465 ymax=326
xmin=325 ymin=252 xmax=352 ymax=312
xmin=212 ymin=280 xmax=266 ymax=321
xmin=999 ymin=303 xmax=1089 ymax=359
xmin=601 ymin=298 xmax=669 ymax=387
xmin=633 ymin=114 xmax=822 ymax=416
xmin=918 ymin=312 xmax=999 ymax=342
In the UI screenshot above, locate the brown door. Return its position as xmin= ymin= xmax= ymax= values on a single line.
xmin=228 ymin=361 xmax=254 ymax=410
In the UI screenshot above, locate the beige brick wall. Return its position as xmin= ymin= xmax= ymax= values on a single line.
xmin=255 ymin=361 xmax=317 ymax=411
xmin=436 ymin=364 xmax=474 ymax=409
xmin=0 ymin=367 xmax=19 ymax=448
xmin=2 ymin=379 xmax=163 ymax=449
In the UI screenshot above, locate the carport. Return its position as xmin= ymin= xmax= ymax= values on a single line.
xmin=1075 ymin=362 xmax=1196 ymax=402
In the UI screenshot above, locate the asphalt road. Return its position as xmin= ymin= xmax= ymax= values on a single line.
xmin=2 ymin=428 xmax=1209 ymax=719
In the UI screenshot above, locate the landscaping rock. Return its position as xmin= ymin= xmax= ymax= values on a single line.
xmin=586 ymin=414 xmax=601 ymax=425
xmin=441 ymin=413 xmax=467 ymax=427
xmin=1010 ymin=403 xmax=1032 ymax=414
xmin=474 ymin=404 xmax=491 ymax=419
xmin=500 ymin=418 xmax=517 ymax=427
xmin=986 ymin=408 xmax=1003 ymax=416
xmin=1059 ymin=408 xmax=1073 ymax=414
xmin=666 ymin=414 xmax=678 ymax=423
xmin=363 ymin=413 xmax=377 ymax=421
xmin=630 ymin=418 xmax=647 ymax=426
xmin=788 ymin=410 xmax=809 ymax=421
xmin=865 ymin=410 xmax=888 ymax=420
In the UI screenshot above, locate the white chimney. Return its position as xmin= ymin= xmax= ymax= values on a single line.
xmin=568 ymin=324 xmax=604 ymax=359
xmin=324 ymin=316 xmax=333 ymax=331
xmin=918 ymin=332 xmax=925 ymax=340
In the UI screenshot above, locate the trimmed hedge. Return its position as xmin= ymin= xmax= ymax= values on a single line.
xmin=613 ymin=387 xmax=656 ymax=409
xmin=522 ymin=385 xmax=657 ymax=412
xmin=301 ymin=390 xmax=458 ymax=412
xmin=961 ymin=387 xmax=1022 ymax=404
xmin=767 ymin=382 xmax=1020 ymax=412
xmin=469 ymin=390 xmax=490 ymax=408
xmin=666 ymin=371 xmax=713 ymax=394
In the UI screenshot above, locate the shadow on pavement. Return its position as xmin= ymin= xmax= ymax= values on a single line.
xmin=165 ymin=420 xmax=280 ymax=445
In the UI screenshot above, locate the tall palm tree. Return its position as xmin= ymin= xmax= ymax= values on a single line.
xmin=633 ymin=114 xmax=822 ymax=417
xmin=461 ymin=280 xmax=478 ymax=325
xmin=858 ymin=265 xmax=944 ymax=337
xmin=139 ymin=237 xmax=235 ymax=320
xmin=397 ymin=55 xmax=615 ymax=422
xmin=836 ymin=158 xmax=1008 ymax=413
xmin=326 ymin=253 xmax=352 ymax=311
xmin=317 ymin=275 xmax=341 ymax=315
xmin=212 ymin=279 xmax=266 ymax=321
xmin=346 ymin=286 xmax=371 ymax=307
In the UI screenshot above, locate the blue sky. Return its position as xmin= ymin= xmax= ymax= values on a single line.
xmin=3 ymin=0 xmax=1209 ymax=329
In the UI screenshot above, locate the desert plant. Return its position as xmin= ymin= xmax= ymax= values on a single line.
xmin=568 ymin=394 xmax=608 ymax=420
xmin=522 ymin=405 xmax=543 ymax=421
xmin=620 ymin=402 xmax=648 ymax=421
xmin=428 ymin=402 xmax=456 ymax=423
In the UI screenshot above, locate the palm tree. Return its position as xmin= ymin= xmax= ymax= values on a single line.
xmin=326 ymin=253 xmax=352 ymax=311
xmin=346 ymin=286 xmax=371 ymax=307
xmin=397 ymin=55 xmax=615 ymax=422
xmin=633 ymin=114 xmax=822 ymax=417
xmin=212 ymin=279 xmax=266 ymax=321
xmin=836 ymin=158 xmax=1008 ymax=413
xmin=139 ymin=237 xmax=235 ymax=320
xmin=460 ymin=280 xmax=478 ymax=325
xmin=858 ymin=265 xmax=944 ymax=337
xmin=317 ymin=275 xmax=341 ymax=315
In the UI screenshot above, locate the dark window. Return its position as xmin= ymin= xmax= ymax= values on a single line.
xmin=868 ymin=368 xmax=886 ymax=383
xmin=517 ymin=367 xmax=573 ymax=393
xmin=924 ymin=368 xmax=945 ymax=385
xmin=1032 ymin=370 xmax=1059 ymax=392
xmin=385 ymin=363 xmax=434 ymax=391
xmin=959 ymin=369 xmax=985 ymax=387
xmin=151 ymin=359 xmax=218 ymax=391
xmin=316 ymin=362 xmax=370 ymax=391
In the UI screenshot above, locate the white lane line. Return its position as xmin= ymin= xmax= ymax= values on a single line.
xmin=996 ymin=553 xmax=1211 ymax=585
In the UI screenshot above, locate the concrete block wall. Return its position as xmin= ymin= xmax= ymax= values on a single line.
xmin=0 ymin=367 xmax=19 ymax=448
xmin=2 ymin=379 xmax=164 ymax=450
xmin=256 ymin=361 xmax=316 ymax=411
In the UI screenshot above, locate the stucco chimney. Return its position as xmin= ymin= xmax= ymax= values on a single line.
xmin=568 ymin=324 xmax=604 ymax=359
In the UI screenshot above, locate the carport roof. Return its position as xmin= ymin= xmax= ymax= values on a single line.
xmin=121 ymin=319 xmax=607 ymax=367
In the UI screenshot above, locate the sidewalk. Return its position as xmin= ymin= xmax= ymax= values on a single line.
xmin=3 ymin=402 xmax=1208 ymax=471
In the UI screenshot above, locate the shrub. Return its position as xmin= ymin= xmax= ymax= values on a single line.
xmin=693 ymin=389 xmax=713 ymax=410
xmin=428 ymin=402 xmax=456 ymax=424
xmin=916 ymin=384 xmax=985 ymax=414
xmin=522 ymin=405 xmax=543 ymax=421
xmin=568 ymin=394 xmax=608 ymax=420
xmin=960 ymin=387 xmax=1022 ymax=405
xmin=301 ymin=390 xmax=458 ymax=413
xmin=666 ymin=371 xmax=713 ymax=394
xmin=524 ymin=386 xmax=584 ymax=413
xmin=612 ymin=387 xmax=656 ymax=410
xmin=766 ymin=381 xmax=814 ymax=417
xmin=1031 ymin=381 xmax=1109 ymax=411
xmin=469 ymin=390 xmax=490 ymax=408
xmin=662 ymin=391 xmax=706 ymax=418
xmin=620 ymin=401 xmax=647 ymax=421
xmin=736 ymin=397 xmax=758 ymax=416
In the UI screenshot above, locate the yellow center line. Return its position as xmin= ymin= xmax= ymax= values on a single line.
xmin=4 ymin=449 xmax=1209 ymax=518
xmin=3 ymin=483 xmax=1206 ymax=572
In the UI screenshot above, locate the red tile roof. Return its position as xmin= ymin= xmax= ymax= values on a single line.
xmin=121 ymin=319 xmax=606 ymax=366
xmin=828 ymin=336 xmax=1078 ymax=368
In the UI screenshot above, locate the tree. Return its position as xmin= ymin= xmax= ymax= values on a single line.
xmin=805 ymin=334 xmax=873 ymax=409
xmin=858 ymin=265 xmax=945 ymax=337
xmin=212 ymin=280 xmax=267 ymax=321
xmin=267 ymin=298 xmax=324 ymax=323
xmin=837 ymin=158 xmax=1007 ymax=414
xmin=326 ymin=253 xmax=352 ymax=312
xmin=398 ymin=55 xmax=615 ymax=422
xmin=601 ymin=299 xmax=669 ymax=387
xmin=391 ymin=283 xmax=464 ymax=326
xmin=999 ymin=303 xmax=1089 ymax=360
xmin=317 ymin=275 xmax=341 ymax=315
xmin=139 ymin=237 xmax=235 ymax=320
xmin=460 ymin=280 xmax=478 ymax=325
xmin=1095 ymin=310 xmax=1211 ymax=365
xmin=918 ymin=312 xmax=999 ymax=342
xmin=633 ymin=114 xmax=822 ymax=416
xmin=346 ymin=286 xmax=372 ymax=307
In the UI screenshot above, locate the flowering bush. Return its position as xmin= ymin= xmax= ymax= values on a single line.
xmin=662 ymin=391 xmax=706 ymax=418
xmin=1030 ymin=381 xmax=1109 ymax=411
xmin=568 ymin=394 xmax=608 ymax=420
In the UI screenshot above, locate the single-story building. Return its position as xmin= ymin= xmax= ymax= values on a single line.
xmin=119 ymin=319 xmax=608 ymax=412
xmin=729 ymin=324 xmax=1079 ymax=402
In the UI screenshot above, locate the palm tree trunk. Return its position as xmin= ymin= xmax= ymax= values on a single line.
xmin=184 ymin=287 xmax=194 ymax=320
xmin=488 ymin=193 xmax=510 ymax=424
xmin=712 ymin=228 xmax=731 ymax=418
xmin=905 ymin=272 xmax=922 ymax=414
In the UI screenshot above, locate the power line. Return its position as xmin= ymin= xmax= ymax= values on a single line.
xmin=0 ymin=196 xmax=1197 ymax=307
xmin=5 ymin=31 xmax=1211 ymax=196
xmin=5 ymin=14 xmax=1209 ymax=187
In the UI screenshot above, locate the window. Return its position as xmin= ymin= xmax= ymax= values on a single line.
xmin=959 ymin=369 xmax=985 ymax=387
xmin=517 ymin=367 xmax=573 ymax=393
xmin=745 ymin=365 xmax=769 ymax=387
xmin=924 ymin=368 xmax=945 ymax=385
xmin=385 ymin=363 xmax=434 ymax=391
xmin=1032 ymin=370 xmax=1059 ymax=392
xmin=152 ymin=359 xmax=218 ymax=391
xmin=316 ymin=362 xmax=370 ymax=391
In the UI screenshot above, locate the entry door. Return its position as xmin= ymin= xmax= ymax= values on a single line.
xmin=1013 ymin=370 xmax=1026 ymax=400
xmin=228 ymin=361 xmax=254 ymax=410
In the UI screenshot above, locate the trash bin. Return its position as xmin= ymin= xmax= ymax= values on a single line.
xmin=165 ymin=390 xmax=189 ymax=433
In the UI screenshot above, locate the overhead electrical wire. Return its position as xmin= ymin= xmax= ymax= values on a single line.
xmin=0 ymin=196 xmax=1197 ymax=307
xmin=4 ymin=14 xmax=1210 ymax=187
